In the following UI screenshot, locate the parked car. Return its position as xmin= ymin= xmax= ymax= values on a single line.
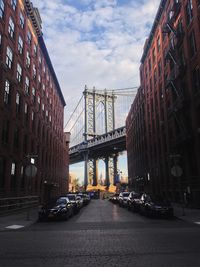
xmin=118 ymin=192 xmax=130 ymax=207
xmin=139 ymin=194 xmax=174 ymax=218
xmin=127 ymin=192 xmax=142 ymax=211
xmin=66 ymin=194 xmax=81 ymax=213
xmin=77 ymin=193 xmax=90 ymax=205
xmin=38 ymin=197 xmax=73 ymax=221
xmin=109 ymin=193 xmax=119 ymax=204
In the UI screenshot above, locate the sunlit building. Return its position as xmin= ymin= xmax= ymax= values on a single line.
xmin=0 ymin=0 xmax=68 ymax=202
xmin=127 ymin=0 xmax=200 ymax=206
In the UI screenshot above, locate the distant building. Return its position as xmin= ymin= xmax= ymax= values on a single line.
xmin=126 ymin=0 xmax=200 ymax=206
xmin=0 ymin=0 xmax=68 ymax=202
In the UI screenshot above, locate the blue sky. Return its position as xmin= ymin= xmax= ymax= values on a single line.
xmin=31 ymin=0 xmax=160 ymax=182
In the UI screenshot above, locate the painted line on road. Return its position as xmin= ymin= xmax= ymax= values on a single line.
xmin=5 ymin=225 xmax=25 ymax=230
xmin=194 ymin=222 xmax=200 ymax=225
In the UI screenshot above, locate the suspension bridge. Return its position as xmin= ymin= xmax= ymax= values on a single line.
xmin=64 ymin=85 xmax=138 ymax=191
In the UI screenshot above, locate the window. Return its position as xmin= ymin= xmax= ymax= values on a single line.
xmin=18 ymin=35 xmax=23 ymax=54
xmin=19 ymin=12 xmax=24 ymax=28
xmin=31 ymin=111 xmax=34 ymax=121
xmin=6 ymin=46 xmax=13 ymax=68
xmin=38 ymin=95 xmax=40 ymax=105
xmin=38 ymin=74 xmax=41 ymax=83
xmin=186 ymin=0 xmax=193 ymax=25
xmin=25 ymin=76 xmax=30 ymax=94
xmin=157 ymin=36 xmax=161 ymax=52
xmin=152 ymin=48 xmax=156 ymax=63
xmin=2 ymin=120 xmax=9 ymax=144
xmin=16 ymin=92 xmax=20 ymax=114
xmin=4 ymin=80 xmax=10 ymax=105
xmin=39 ymin=55 xmax=42 ymax=65
xmin=148 ymin=58 xmax=151 ymax=72
xmin=11 ymin=163 xmax=16 ymax=175
xmin=11 ymin=0 xmax=17 ymax=10
xmin=32 ymin=87 xmax=36 ymax=102
xmin=24 ymin=102 xmax=28 ymax=124
xmin=33 ymin=64 xmax=36 ymax=79
xmin=27 ymin=30 xmax=32 ymax=45
xmin=0 ymin=0 xmax=4 ymax=18
xmin=16 ymin=63 xmax=22 ymax=82
xmin=192 ymin=67 xmax=200 ymax=93
xmin=10 ymin=162 xmax=17 ymax=188
xmin=189 ymin=31 xmax=197 ymax=57
xmin=8 ymin=17 xmax=15 ymax=38
xmin=33 ymin=44 xmax=37 ymax=56
xmin=0 ymin=33 xmax=1 ymax=45
xmin=26 ymin=51 xmax=30 ymax=68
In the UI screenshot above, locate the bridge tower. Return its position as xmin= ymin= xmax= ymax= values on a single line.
xmin=83 ymin=86 xmax=118 ymax=189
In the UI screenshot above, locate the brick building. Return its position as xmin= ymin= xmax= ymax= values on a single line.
xmin=0 ymin=0 xmax=69 ymax=202
xmin=126 ymin=0 xmax=200 ymax=206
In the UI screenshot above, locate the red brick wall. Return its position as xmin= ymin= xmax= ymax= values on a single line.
xmin=127 ymin=0 xmax=200 ymax=206
xmin=0 ymin=0 xmax=68 ymax=202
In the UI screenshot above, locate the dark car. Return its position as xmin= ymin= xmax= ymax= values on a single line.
xmin=139 ymin=194 xmax=174 ymax=218
xmin=66 ymin=193 xmax=81 ymax=213
xmin=38 ymin=197 xmax=73 ymax=221
xmin=127 ymin=192 xmax=142 ymax=211
xmin=109 ymin=193 xmax=119 ymax=204
xmin=118 ymin=192 xmax=130 ymax=207
xmin=77 ymin=193 xmax=90 ymax=205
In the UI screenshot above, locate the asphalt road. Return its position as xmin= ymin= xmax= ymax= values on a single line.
xmin=0 ymin=199 xmax=200 ymax=267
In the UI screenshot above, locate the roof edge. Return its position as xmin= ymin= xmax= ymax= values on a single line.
xmin=141 ymin=0 xmax=167 ymax=64
xmin=38 ymin=36 xmax=66 ymax=107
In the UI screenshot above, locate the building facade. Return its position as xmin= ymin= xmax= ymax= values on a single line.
xmin=126 ymin=0 xmax=200 ymax=206
xmin=0 ymin=0 xmax=68 ymax=202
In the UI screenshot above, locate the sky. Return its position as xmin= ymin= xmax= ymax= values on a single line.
xmin=32 ymin=0 xmax=160 ymax=123
xmin=31 ymin=0 xmax=160 ymax=182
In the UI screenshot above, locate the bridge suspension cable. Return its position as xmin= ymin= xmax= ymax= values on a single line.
xmin=65 ymin=86 xmax=139 ymax=147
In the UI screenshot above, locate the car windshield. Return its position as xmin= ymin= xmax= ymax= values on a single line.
xmin=56 ymin=198 xmax=66 ymax=204
xmin=123 ymin=192 xmax=130 ymax=197
xmin=67 ymin=195 xmax=76 ymax=200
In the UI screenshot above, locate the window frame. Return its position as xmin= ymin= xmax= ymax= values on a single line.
xmin=8 ymin=17 xmax=15 ymax=38
xmin=6 ymin=46 xmax=13 ymax=69
xmin=4 ymin=80 xmax=10 ymax=105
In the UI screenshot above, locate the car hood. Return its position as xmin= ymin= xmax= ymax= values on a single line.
xmin=45 ymin=204 xmax=66 ymax=210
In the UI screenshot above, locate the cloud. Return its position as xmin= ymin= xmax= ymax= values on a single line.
xmin=31 ymin=0 xmax=160 ymax=126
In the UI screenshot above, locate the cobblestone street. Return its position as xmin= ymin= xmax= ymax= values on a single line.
xmin=0 ymin=200 xmax=200 ymax=267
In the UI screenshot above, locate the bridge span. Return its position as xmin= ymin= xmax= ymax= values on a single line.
xmin=69 ymin=127 xmax=126 ymax=165
xmin=65 ymin=86 xmax=138 ymax=189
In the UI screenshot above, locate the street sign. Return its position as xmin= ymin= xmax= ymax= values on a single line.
xmin=171 ymin=165 xmax=183 ymax=177
xmin=25 ymin=164 xmax=37 ymax=178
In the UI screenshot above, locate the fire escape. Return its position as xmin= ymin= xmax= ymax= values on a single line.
xmin=163 ymin=1 xmax=190 ymax=147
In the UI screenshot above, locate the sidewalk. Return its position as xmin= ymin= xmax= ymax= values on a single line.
xmin=173 ymin=204 xmax=200 ymax=225
xmin=0 ymin=207 xmax=38 ymax=231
